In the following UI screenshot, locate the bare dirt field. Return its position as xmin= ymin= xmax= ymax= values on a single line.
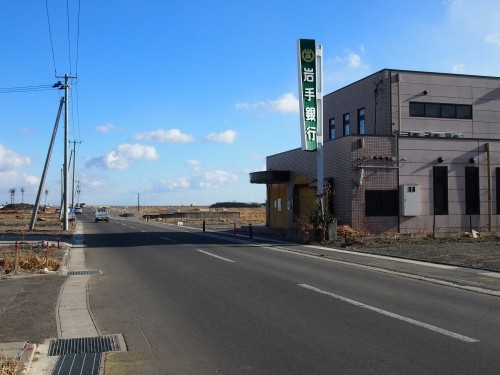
xmin=0 ymin=204 xmax=72 ymax=275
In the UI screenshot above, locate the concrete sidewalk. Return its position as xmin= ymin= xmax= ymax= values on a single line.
xmin=0 ymin=222 xmax=100 ymax=374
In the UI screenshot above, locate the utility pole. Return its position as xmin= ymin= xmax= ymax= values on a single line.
xmin=29 ymin=97 xmax=64 ymax=230
xmin=70 ymin=140 xmax=82 ymax=209
xmin=58 ymin=73 xmax=77 ymax=231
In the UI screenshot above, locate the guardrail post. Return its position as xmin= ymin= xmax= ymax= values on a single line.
xmin=249 ymin=223 xmax=253 ymax=241
xmin=203 ymin=220 xmax=206 ymax=232
xmin=233 ymin=223 xmax=236 ymax=238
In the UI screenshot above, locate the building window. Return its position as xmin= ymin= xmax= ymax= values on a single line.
xmin=465 ymin=166 xmax=480 ymax=214
xmin=365 ymin=190 xmax=398 ymax=216
xmin=357 ymin=108 xmax=365 ymax=135
xmin=329 ymin=118 xmax=336 ymax=140
xmin=433 ymin=166 xmax=448 ymax=215
xmin=343 ymin=113 xmax=350 ymax=136
xmin=409 ymin=102 xmax=472 ymax=120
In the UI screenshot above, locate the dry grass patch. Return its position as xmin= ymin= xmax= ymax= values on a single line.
xmin=0 ymin=352 xmax=19 ymax=375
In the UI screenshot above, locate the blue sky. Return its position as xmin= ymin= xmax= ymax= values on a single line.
xmin=2 ymin=0 xmax=500 ymax=207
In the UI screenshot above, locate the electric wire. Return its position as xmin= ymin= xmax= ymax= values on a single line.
xmin=0 ymin=84 xmax=56 ymax=94
xmin=75 ymin=0 xmax=81 ymax=79
xmin=66 ymin=0 xmax=72 ymax=75
xmin=45 ymin=0 xmax=58 ymax=76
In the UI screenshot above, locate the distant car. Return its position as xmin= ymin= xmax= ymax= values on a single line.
xmin=75 ymin=207 xmax=83 ymax=214
xmin=95 ymin=206 xmax=110 ymax=222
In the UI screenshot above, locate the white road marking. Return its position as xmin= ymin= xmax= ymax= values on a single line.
xmin=160 ymin=236 xmax=176 ymax=243
xmin=298 ymin=283 xmax=479 ymax=343
xmin=197 ymin=249 xmax=235 ymax=263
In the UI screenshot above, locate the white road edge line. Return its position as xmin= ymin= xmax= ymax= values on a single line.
xmin=197 ymin=249 xmax=235 ymax=263
xmin=298 ymin=283 xmax=479 ymax=343
xmin=160 ymin=236 xmax=176 ymax=243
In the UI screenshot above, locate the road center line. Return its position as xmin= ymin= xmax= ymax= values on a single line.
xmin=298 ymin=283 xmax=479 ymax=343
xmin=197 ymin=249 xmax=235 ymax=263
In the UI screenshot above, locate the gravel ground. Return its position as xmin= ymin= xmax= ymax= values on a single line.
xmin=341 ymin=236 xmax=500 ymax=272
xmin=0 ymin=274 xmax=68 ymax=344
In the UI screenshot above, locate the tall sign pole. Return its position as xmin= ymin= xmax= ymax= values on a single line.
xmin=316 ymin=44 xmax=324 ymax=198
xmin=298 ymin=40 xmax=324 ymax=210
xmin=298 ymin=39 xmax=318 ymax=152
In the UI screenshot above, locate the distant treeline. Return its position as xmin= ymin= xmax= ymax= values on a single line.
xmin=210 ymin=202 xmax=265 ymax=209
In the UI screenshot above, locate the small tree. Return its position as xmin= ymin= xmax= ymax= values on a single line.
xmin=309 ymin=182 xmax=335 ymax=242
xmin=9 ymin=188 xmax=16 ymax=204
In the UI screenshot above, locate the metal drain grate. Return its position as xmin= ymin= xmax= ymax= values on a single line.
xmin=67 ymin=270 xmax=101 ymax=276
xmin=52 ymin=353 xmax=102 ymax=375
xmin=48 ymin=335 xmax=125 ymax=356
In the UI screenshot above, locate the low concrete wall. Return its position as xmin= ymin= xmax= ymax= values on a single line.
xmin=142 ymin=211 xmax=240 ymax=221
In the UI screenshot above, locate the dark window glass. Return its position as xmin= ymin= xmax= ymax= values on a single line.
xmin=457 ymin=105 xmax=472 ymax=119
xmin=465 ymin=166 xmax=480 ymax=214
xmin=357 ymin=108 xmax=365 ymax=135
xmin=441 ymin=104 xmax=456 ymax=118
xmin=409 ymin=102 xmax=472 ymax=120
xmin=343 ymin=113 xmax=350 ymax=136
xmin=365 ymin=190 xmax=399 ymax=216
xmin=433 ymin=166 xmax=449 ymax=215
xmin=409 ymin=102 xmax=425 ymax=117
xmin=329 ymin=118 xmax=336 ymax=140
xmin=425 ymin=103 xmax=440 ymax=117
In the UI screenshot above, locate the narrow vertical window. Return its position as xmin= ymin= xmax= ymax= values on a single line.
xmin=357 ymin=107 xmax=365 ymax=135
xmin=343 ymin=113 xmax=350 ymax=136
xmin=329 ymin=118 xmax=336 ymax=140
xmin=465 ymin=166 xmax=480 ymax=214
xmin=433 ymin=166 xmax=448 ymax=215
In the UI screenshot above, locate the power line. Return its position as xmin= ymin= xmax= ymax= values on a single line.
xmin=0 ymin=84 xmax=56 ymax=94
xmin=75 ymin=0 xmax=81 ymax=77
xmin=45 ymin=0 xmax=58 ymax=76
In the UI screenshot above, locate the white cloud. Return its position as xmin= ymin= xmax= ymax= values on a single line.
xmin=23 ymin=174 xmax=38 ymax=186
xmin=195 ymin=170 xmax=238 ymax=188
xmin=186 ymin=159 xmax=201 ymax=172
xmin=452 ymin=64 xmax=466 ymax=73
xmin=205 ymin=130 xmax=238 ymax=143
xmin=0 ymin=171 xmax=38 ymax=189
xmin=485 ymin=32 xmax=500 ymax=46
xmin=330 ymin=50 xmax=369 ymax=70
xmin=95 ymin=123 xmax=122 ymax=133
xmin=133 ymin=128 xmax=194 ymax=143
xmin=347 ymin=52 xmax=362 ymax=68
xmin=17 ymin=128 xmax=36 ymax=136
xmin=85 ymin=143 xmax=159 ymax=170
xmin=0 ymin=144 xmax=31 ymax=170
xmin=234 ymin=92 xmax=299 ymax=114
xmin=159 ymin=169 xmax=238 ymax=191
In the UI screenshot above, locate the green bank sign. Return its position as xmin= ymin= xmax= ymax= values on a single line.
xmin=298 ymin=39 xmax=318 ymax=152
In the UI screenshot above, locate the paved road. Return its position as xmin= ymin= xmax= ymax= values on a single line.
xmin=80 ymin=214 xmax=500 ymax=374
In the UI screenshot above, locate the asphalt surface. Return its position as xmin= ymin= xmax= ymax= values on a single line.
xmin=2 ymin=214 xmax=500 ymax=374
xmin=85 ymin=216 xmax=500 ymax=374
